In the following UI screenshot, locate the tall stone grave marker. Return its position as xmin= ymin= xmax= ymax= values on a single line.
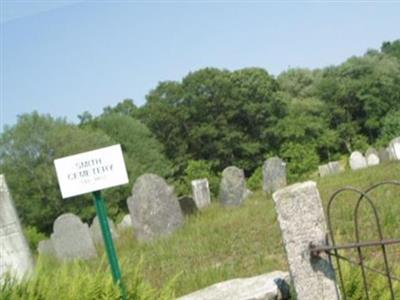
xmin=90 ymin=216 xmax=119 ymax=246
xmin=388 ymin=137 xmax=400 ymax=160
xmin=127 ymin=174 xmax=184 ymax=241
xmin=51 ymin=213 xmax=97 ymax=260
xmin=349 ymin=151 xmax=367 ymax=170
xmin=263 ymin=157 xmax=287 ymax=193
xmin=378 ymin=148 xmax=390 ymax=162
xmin=0 ymin=175 xmax=34 ymax=279
xmin=191 ymin=179 xmax=211 ymax=210
xmin=219 ymin=166 xmax=246 ymax=206
xmin=273 ymin=181 xmax=340 ymax=300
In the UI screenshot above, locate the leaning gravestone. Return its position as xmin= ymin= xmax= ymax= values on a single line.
xmin=318 ymin=161 xmax=342 ymax=178
xmin=191 ymin=179 xmax=211 ymax=210
xmin=90 ymin=216 xmax=119 ymax=246
xmin=0 ymin=175 xmax=34 ymax=280
xmin=273 ymin=181 xmax=340 ymax=300
xmin=365 ymin=147 xmax=380 ymax=166
xmin=378 ymin=148 xmax=390 ymax=163
xmin=51 ymin=213 xmax=97 ymax=260
xmin=263 ymin=157 xmax=287 ymax=193
xmin=388 ymin=137 xmax=400 ymax=160
xmin=219 ymin=166 xmax=246 ymax=206
xmin=127 ymin=174 xmax=184 ymax=241
xmin=349 ymin=151 xmax=367 ymax=170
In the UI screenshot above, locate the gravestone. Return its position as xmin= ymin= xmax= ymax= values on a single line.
xmin=51 ymin=213 xmax=97 ymax=260
xmin=127 ymin=174 xmax=184 ymax=241
xmin=273 ymin=181 xmax=340 ymax=300
xmin=0 ymin=175 xmax=34 ymax=280
xmin=378 ymin=148 xmax=390 ymax=162
xmin=191 ymin=179 xmax=211 ymax=210
xmin=178 ymin=196 xmax=198 ymax=215
xmin=263 ymin=157 xmax=287 ymax=193
xmin=37 ymin=239 xmax=56 ymax=257
xmin=318 ymin=161 xmax=342 ymax=178
xmin=219 ymin=166 xmax=246 ymax=206
xmin=117 ymin=214 xmax=132 ymax=231
xmin=90 ymin=216 xmax=119 ymax=246
xmin=388 ymin=137 xmax=400 ymax=160
xmin=365 ymin=147 xmax=380 ymax=166
xmin=349 ymin=151 xmax=367 ymax=170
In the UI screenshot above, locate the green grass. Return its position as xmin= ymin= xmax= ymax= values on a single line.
xmin=2 ymin=161 xmax=399 ymax=299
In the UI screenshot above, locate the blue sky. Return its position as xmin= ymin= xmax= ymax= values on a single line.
xmin=1 ymin=1 xmax=399 ymax=132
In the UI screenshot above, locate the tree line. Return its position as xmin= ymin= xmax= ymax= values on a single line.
xmin=1 ymin=40 xmax=399 ymax=236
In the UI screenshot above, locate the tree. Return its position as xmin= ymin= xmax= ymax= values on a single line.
xmin=0 ymin=112 xmax=113 ymax=233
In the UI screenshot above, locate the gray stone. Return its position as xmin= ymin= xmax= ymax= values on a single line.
xmin=127 ymin=174 xmax=184 ymax=241
xmin=349 ymin=151 xmax=367 ymax=170
xmin=318 ymin=161 xmax=343 ymax=177
xmin=178 ymin=196 xmax=198 ymax=215
xmin=177 ymin=271 xmax=290 ymax=300
xmin=388 ymin=137 xmax=400 ymax=160
xmin=51 ymin=213 xmax=97 ymax=260
xmin=243 ymin=188 xmax=253 ymax=200
xmin=263 ymin=157 xmax=287 ymax=193
xmin=117 ymin=214 xmax=132 ymax=231
xmin=273 ymin=181 xmax=340 ymax=300
xmin=365 ymin=147 xmax=380 ymax=166
xmin=37 ymin=239 xmax=56 ymax=257
xmin=90 ymin=216 xmax=119 ymax=246
xmin=0 ymin=175 xmax=34 ymax=280
xmin=219 ymin=166 xmax=246 ymax=206
xmin=378 ymin=148 xmax=390 ymax=162
xmin=191 ymin=179 xmax=211 ymax=210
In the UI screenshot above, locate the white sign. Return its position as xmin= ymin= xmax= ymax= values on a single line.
xmin=54 ymin=144 xmax=129 ymax=198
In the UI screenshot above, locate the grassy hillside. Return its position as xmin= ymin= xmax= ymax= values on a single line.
xmin=2 ymin=161 xmax=399 ymax=299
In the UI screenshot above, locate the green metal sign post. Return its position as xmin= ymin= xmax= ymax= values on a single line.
xmin=93 ymin=191 xmax=127 ymax=300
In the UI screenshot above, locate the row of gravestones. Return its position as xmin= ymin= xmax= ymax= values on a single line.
xmin=318 ymin=136 xmax=400 ymax=177
xmin=36 ymin=157 xmax=288 ymax=260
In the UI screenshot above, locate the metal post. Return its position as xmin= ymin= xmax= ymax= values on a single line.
xmin=93 ymin=191 xmax=127 ymax=299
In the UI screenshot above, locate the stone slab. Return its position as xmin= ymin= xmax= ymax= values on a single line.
xmin=191 ymin=179 xmax=211 ymax=210
xmin=263 ymin=157 xmax=287 ymax=193
xmin=219 ymin=166 xmax=246 ymax=206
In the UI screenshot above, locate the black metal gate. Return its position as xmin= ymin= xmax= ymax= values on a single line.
xmin=310 ymin=180 xmax=400 ymax=300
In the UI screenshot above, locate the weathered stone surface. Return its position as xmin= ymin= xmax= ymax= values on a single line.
xmin=349 ymin=151 xmax=367 ymax=170
xmin=388 ymin=137 xmax=400 ymax=160
xmin=51 ymin=213 xmax=97 ymax=260
xmin=273 ymin=181 xmax=340 ymax=300
xmin=191 ymin=179 xmax=211 ymax=210
xmin=117 ymin=214 xmax=132 ymax=231
xmin=178 ymin=196 xmax=198 ymax=215
xmin=378 ymin=148 xmax=390 ymax=162
xmin=365 ymin=147 xmax=380 ymax=166
xmin=219 ymin=166 xmax=246 ymax=206
xmin=0 ymin=175 xmax=34 ymax=279
xmin=37 ymin=239 xmax=56 ymax=257
xmin=177 ymin=271 xmax=291 ymax=300
xmin=127 ymin=174 xmax=184 ymax=241
xmin=318 ymin=161 xmax=343 ymax=177
xmin=243 ymin=188 xmax=253 ymax=200
xmin=90 ymin=216 xmax=119 ymax=246
xmin=263 ymin=157 xmax=287 ymax=193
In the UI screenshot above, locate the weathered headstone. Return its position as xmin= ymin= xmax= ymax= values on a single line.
xmin=378 ymin=148 xmax=390 ymax=162
xmin=191 ymin=179 xmax=211 ymax=210
xmin=349 ymin=151 xmax=367 ymax=170
xmin=127 ymin=174 xmax=184 ymax=241
xmin=219 ymin=166 xmax=246 ymax=206
xmin=51 ymin=213 xmax=97 ymax=260
xmin=388 ymin=137 xmax=400 ymax=160
xmin=90 ymin=216 xmax=119 ymax=246
xmin=178 ymin=196 xmax=198 ymax=215
xmin=0 ymin=175 xmax=34 ymax=279
xmin=365 ymin=147 xmax=380 ymax=166
xmin=318 ymin=161 xmax=342 ymax=177
xmin=177 ymin=271 xmax=290 ymax=300
xmin=37 ymin=239 xmax=56 ymax=257
xmin=263 ymin=157 xmax=287 ymax=193
xmin=117 ymin=214 xmax=132 ymax=231
xmin=273 ymin=181 xmax=340 ymax=300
